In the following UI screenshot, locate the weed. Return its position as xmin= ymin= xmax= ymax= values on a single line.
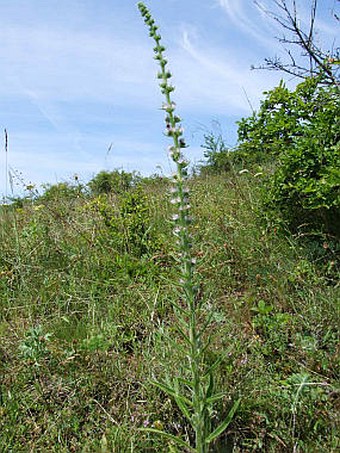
xmin=138 ymin=3 xmax=240 ymax=451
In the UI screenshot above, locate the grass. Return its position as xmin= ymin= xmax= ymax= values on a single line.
xmin=0 ymin=169 xmax=339 ymax=452
xmin=1 ymin=3 xmax=339 ymax=450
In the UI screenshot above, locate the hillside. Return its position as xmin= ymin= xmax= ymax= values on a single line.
xmin=0 ymin=170 xmax=339 ymax=452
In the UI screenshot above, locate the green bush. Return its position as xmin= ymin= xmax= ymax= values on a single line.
xmin=264 ymin=81 xmax=340 ymax=235
xmin=88 ymin=169 xmax=141 ymax=195
xmin=40 ymin=181 xmax=84 ymax=201
xmin=237 ymin=78 xmax=325 ymax=164
xmin=235 ymin=76 xmax=339 ymax=236
xmin=200 ymin=132 xmax=233 ymax=174
xmin=93 ymin=187 xmax=156 ymax=257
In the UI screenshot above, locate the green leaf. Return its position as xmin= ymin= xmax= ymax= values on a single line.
xmin=196 ymin=311 xmax=214 ymax=340
xmin=174 ymin=321 xmax=192 ymax=347
xmin=206 ymin=372 xmax=214 ymax=399
xmin=139 ymin=428 xmax=195 ymax=451
xmin=203 ymin=348 xmax=231 ymax=379
xmin=177 ymin=377 xmax=194 ymax=388
xmin=206 ymin=391 xmax=227 ymax=405
xmin=151 ymin=380 xmax=193 ymax=407
xmin=174 ymin=395 xmax=192 ymax=422
xmin=205 ymin=398 xmax=241 ymax=444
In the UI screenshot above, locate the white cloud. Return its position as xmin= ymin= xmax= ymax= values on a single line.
xmin=0 ymin=25 xmax=157 ymax=105
xmin=172 ymin=29 xmax=282 ymax=115
xmin=217 ymin=0 xmax=276 ymax=47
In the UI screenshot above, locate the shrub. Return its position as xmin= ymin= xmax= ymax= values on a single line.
xmin=200 ymin=132 xmax=233 ymax=174
xmin=235 ymin=76 xmax=339 ymax=236
xmin=236 ymin=78 xmax=324 ymax=164
xmin=40 ymin=181 xmax=84 ymax=202
xmin=264 ymin=81 xmax=340 ymax=235
xmin=88 ymin=169 xmax=141 ymax=195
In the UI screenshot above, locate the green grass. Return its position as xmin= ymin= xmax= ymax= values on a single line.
xmin=0 ymin=171 xmax=339 ymax=452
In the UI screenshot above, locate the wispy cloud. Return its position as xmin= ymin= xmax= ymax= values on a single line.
xmin=217 ymin=0 xmax=276 ymax=47
xmin=3 ymin=0 xmax=336 ymax=198
xmin=0 ymin=25 xmax=156 ymax=105
xmin=174 ymin=28 xmax=282 ymax=114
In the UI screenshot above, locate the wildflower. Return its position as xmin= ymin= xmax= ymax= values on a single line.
xmin=177 ymin=157 xmax=188 ymax=167
xmin=33 ymin=204 xmax=45 ymax=212
xmin=157 ymin=71 xmax=172 ymax=79
xmin=165 ymin=125 xmax=184 ymax=137
xmin=179 ymin=138 xmax=187 ymax=148
xmin=178 ymin=204 xmax=191 ymax=212
xmin=153 ymin=420 xmax=164 ymax=430
xmin=173 ymin=226 xmax=182 ymax=235
xmin=162 ymin=102 xmax=176 ymax=112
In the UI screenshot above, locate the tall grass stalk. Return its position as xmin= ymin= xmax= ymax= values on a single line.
xmin=138 ymin=3 xmax=240 ymax=451
xmin=4 ymin=128 xmax=8 ymax=203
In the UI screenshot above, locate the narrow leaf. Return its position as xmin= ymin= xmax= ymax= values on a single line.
xmin=206 ymin=371 xmax=214 ymax=399
xmin=175 ymin=324 xmax=192 ymax=346
xmin=171 ymin=299 xmax=190 ymax=316
xmin=205 ymin=398 xmax=241 ymax=444
xmin=206 ymin=391 xmax=226 ymax=404
xmin=196 ymin=310 xmax=214 ymax=339
xmin=151 ymin=380 xmax=193 ymax=407
xmin=174 ymin=395 xmax=192 ymax=421
xmin=203 ymin=347 xmax=232 ymax=379
xmin=139 ymin=428 xmax=195 ymax=451
xmin=177 ymin=377 xmax=194 ymax=389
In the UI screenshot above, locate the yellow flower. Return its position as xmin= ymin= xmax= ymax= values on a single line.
xmin=153 ymin=420 xmax=164 ymax=430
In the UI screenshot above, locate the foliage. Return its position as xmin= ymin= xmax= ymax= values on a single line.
xmin=238 ymin=77 xmax=320 ymax=161
xmin=200 ymin=133 xmax=233 ymax=174
xmin=40 ymin=181 xmax=84 ymax=202
xmin=19 ymin=325 xmax=52 ymax=366
xmin=265 ymin=82 xmax=340 ymax=234
xmin=0 ymin=2 xmax=339 ymax=451
xmin=92 ymin=187 xmax=157 ymax=257
xmin=0 ymin=172 xmax=339 ymax=451
xmin=88 ymin=169 xmax=141 ymax=195
xmin=236 ymin=77 xmax=340 ymax=235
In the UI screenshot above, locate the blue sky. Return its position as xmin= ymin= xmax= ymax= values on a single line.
xmin=0 ymin=0 xmax=338 ymax=198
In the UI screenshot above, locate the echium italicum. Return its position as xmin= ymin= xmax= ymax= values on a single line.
xmin=137 ymin=3 xmax=195 ymax=296
xmin=138 ymin=3 xmax=240 ymax=453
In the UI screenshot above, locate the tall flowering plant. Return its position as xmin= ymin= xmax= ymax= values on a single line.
xmin=138 ymin=3 xmax=240 ymax=452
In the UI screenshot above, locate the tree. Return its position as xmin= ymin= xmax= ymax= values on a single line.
xmin=236 ymin=75 xmax=340 ymax=235
xmin=264 ymin=79 xmax=340 ymax=235
xmin=253 ymin=0 xmax=339 ymax=85
xmin=88 ymin=169 xmax=140 ymax=195
xmin=236 ymin=78 xmax=320 ymax=164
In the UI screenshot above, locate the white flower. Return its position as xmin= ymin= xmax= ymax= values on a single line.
xmin=173 ymin=226 xmax=182 ymax=235
xmin=161 ymin=101 xmax=176 ymax=112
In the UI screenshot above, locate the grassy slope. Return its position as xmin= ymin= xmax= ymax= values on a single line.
xmin=0 ymin=172 xmax=339 ymax=452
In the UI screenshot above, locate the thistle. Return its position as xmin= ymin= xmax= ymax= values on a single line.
xmin=138 ymin=3 xmax=240 ymax=452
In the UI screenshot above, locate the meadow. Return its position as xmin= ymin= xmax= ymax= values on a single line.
xmin=0 ymin=166 xmax=338 ymax=451
xmin=0 ymin=2 xmax=339 ymax=451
